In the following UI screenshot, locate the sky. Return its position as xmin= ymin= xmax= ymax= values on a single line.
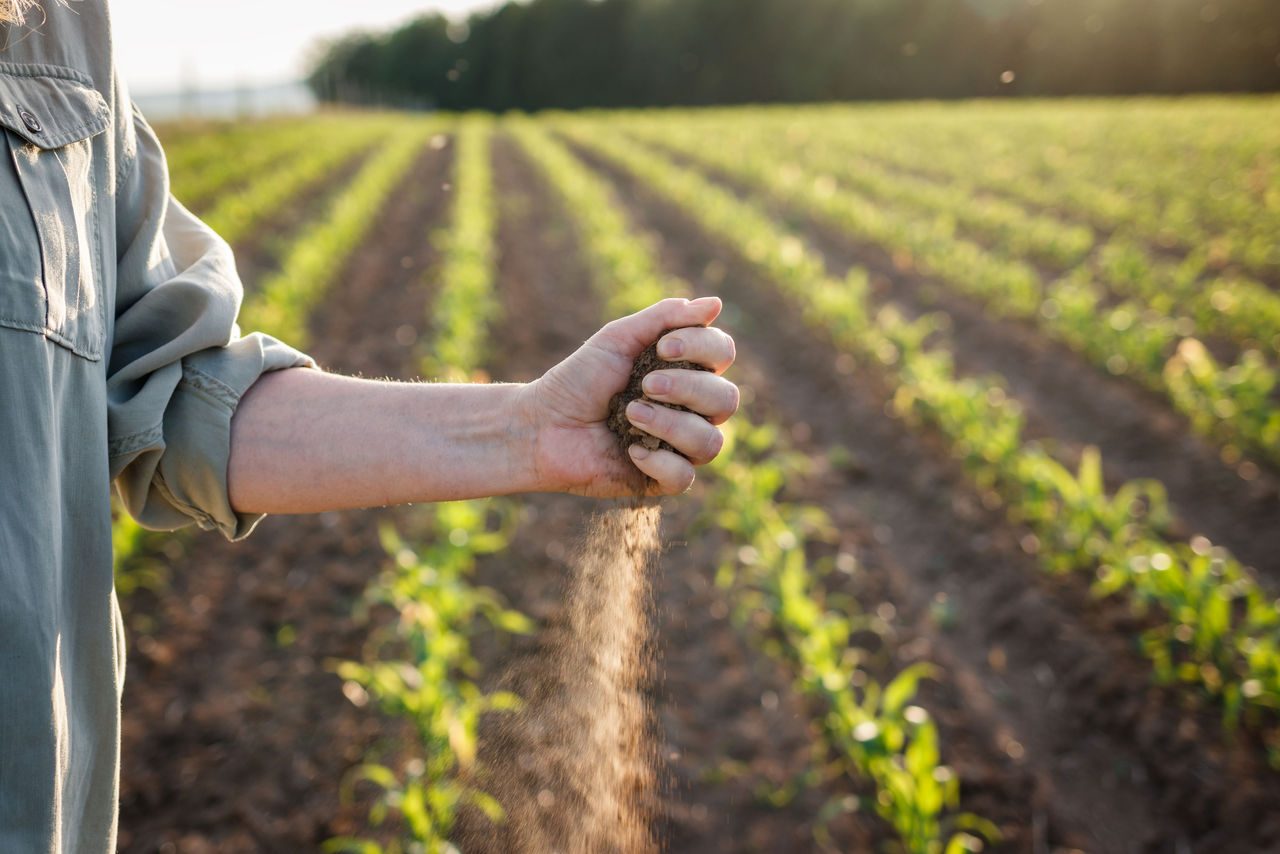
xmin=113 ymin=1 xmax=497 ymax=94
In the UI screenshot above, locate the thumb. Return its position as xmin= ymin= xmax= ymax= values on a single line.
xmin=595 ymin=296 xmax=722 ymax=358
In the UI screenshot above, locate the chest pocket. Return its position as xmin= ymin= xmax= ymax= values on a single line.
xmin=0 ymin=64 xmax=110 ymax=360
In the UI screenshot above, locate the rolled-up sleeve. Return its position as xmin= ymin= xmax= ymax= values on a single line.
xmin=107 ymin=100 xmax=314 ymax=540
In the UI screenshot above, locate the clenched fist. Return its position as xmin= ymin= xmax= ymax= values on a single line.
xmin=520 ymin=297 xmax=739 ymax=497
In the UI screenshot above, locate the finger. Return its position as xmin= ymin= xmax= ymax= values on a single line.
xmin=641 ymin=370 xmax=740 ymax=425
xmin=626 ymin=400 xmax=725 ymax=465
xmin=628 ymin=445 xmax=696 ymax=495
xmin=656 ymin=326 xmax=736 ymax=374
xmin=593 ymin=296 xmax=723 ymax=359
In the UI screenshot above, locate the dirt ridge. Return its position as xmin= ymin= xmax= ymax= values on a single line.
xmin=821 ymin=144 xmax=1280 ymax=293
xmin=460 ymin=134 xmax=881 ymax=852
xmin=642 ymin=138 xmax=1280 ymax=588
xmin=570 ymin=137 xmax=1280 ymax=853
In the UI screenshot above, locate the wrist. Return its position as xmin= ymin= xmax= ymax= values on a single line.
xmin=508 ymin=381 xmax=553 ymax=493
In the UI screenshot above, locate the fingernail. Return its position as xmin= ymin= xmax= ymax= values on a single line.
xmin=657 ymin=337 xmax=684 ymax=359
xmin=628 ymin=401 xmax=654 ymax=423
xmin=691 ymin=296 xmax=718 ymax=306
xmin=629 ymin=444 xmax=651 ymax=460
xmin=644 ymin=373 xmax=671 ymax=395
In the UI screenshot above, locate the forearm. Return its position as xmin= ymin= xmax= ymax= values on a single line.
xmin=227 ymin=368 xmax=540 ymax=514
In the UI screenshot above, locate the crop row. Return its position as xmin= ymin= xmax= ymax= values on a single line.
xmin=702 ymin=119 xmax=1280 ymax=362
xmin=512 ymin=119 xmax=995 ymax=852
xmin=169 ymin=119 xmax=339 ymax=212
xmin=160 ymin=120 xmax=274 ymax=177
xmin=113 ymin=121 xmax=418 ymax=596
xmin=328 ymin=503 xmax=530 ymax=854
xmin=560 ymin=122 xmax=1280 ymax=765
xmin=630 ymin=118 xmax=1095 ymax=273
xmin=630 ymin=117 xmax=1280 ymax=364
xmin=716 ymin=102 xmax=1280 ymax=284
xmin=330 ymin=120 xmax=531 ymax=854
xmin=1088 ymin=241 xmax=1280 ymax=357
xmin=422 ymin=116 xmax=499 ymax=381
xmin=196 ymin=121 xmax=385 ymax=247
xmin=199 ymin=120 xmax=390 ymax=250
xmin=240 ymin=121 xmax=435 ymax=347
xmin=706 ymin=421 xmax=996 ymax=853
xmin=618 ymin=120 xmax=1280 ymax=470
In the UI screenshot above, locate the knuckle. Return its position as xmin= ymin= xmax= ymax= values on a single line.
xmin=663 ymin=371 xmax=684 ymax=399
xmin=725 ymin=381 xmax=741 ymax=415
xmin=663 ymin=462 xmax=695 ymax=495
xmin=697 ymin=426 xmax=724 ymax=464
xmin=598 ymin=318 xmax=624 ymax=339
xmin=650 ymin=402 xmax=674 ymax=431
xmin=722 ymin=330 xmax=737 ymax=364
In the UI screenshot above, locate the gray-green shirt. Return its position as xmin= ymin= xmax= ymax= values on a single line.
xmin=1 ymin=4 xmax=314 ymax=851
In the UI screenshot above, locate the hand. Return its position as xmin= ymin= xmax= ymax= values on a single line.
xmin=520 ymin=297 xmax=739 ymax=497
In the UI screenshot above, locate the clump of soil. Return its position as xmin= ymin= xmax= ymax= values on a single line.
xmin=608 ymin=329 xmax=711 ymax=455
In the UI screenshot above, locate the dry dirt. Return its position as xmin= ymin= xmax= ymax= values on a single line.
xmin=643 ymin=138 xmax=1280 ymax=589
xmin=116 ymin=128 xmax=1280 ymax=854
xmin=570 ymin=135 xmax=1280 ymax=853
xmin=608 ymin=335 xmax=709 ymax=455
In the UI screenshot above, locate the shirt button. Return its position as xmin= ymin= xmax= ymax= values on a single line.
xmin=18 ymin=107 xmax=42 ymax=135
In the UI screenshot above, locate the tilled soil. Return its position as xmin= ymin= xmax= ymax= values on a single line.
xmin=116 ymin=130 xmax=1280 ymax=854
xmin=842 ymin=147 xmax=1280 ymax=292
xmin=210 ymin=143 xmax=383 ymax=295
xmin=117 ymin=130 xmax=891 ymax=853
xmin=571 ymin=138 xmax=1280 ymax=853
xmin=460 ymin=135 xmax=879 ymax=851
xmin=116 ymin=141 xmax=454 ymax=852
xmin=797 ymin=195 xmax=1280 ymax=582
xmin=645 ymin=140 xmax=1280 ymax=588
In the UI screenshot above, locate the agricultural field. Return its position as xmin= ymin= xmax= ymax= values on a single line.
xmin=115 ymin=97 xmax=1280 ymax=854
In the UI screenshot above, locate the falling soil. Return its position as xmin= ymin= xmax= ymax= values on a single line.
xmin=457 ymin=342 xmax=706 ymax=853
xmin=457 ymin=504 xmax=660 ymax=853
xmin=463 ymin=139 xmax=875 ymax=853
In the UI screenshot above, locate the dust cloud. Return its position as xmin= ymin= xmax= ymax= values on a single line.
xmin=460 ymin=502 xmax=664 ymax=853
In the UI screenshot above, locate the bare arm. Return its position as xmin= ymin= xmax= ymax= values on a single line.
xmin=227 ymin=372 xmax=540 ymax=513
xmin=227 ymin=297 xmax=739 ymax=514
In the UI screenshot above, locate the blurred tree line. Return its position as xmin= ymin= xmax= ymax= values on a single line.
xmin=306 ymin=0 xmax=1280 ymax=110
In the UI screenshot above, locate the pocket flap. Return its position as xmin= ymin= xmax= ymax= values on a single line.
xmin=0 ymin=62 xmax=110 ymax=149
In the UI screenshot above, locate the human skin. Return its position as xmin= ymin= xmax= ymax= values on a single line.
xmin=227 ymin=297 xmax=739 ymax=512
